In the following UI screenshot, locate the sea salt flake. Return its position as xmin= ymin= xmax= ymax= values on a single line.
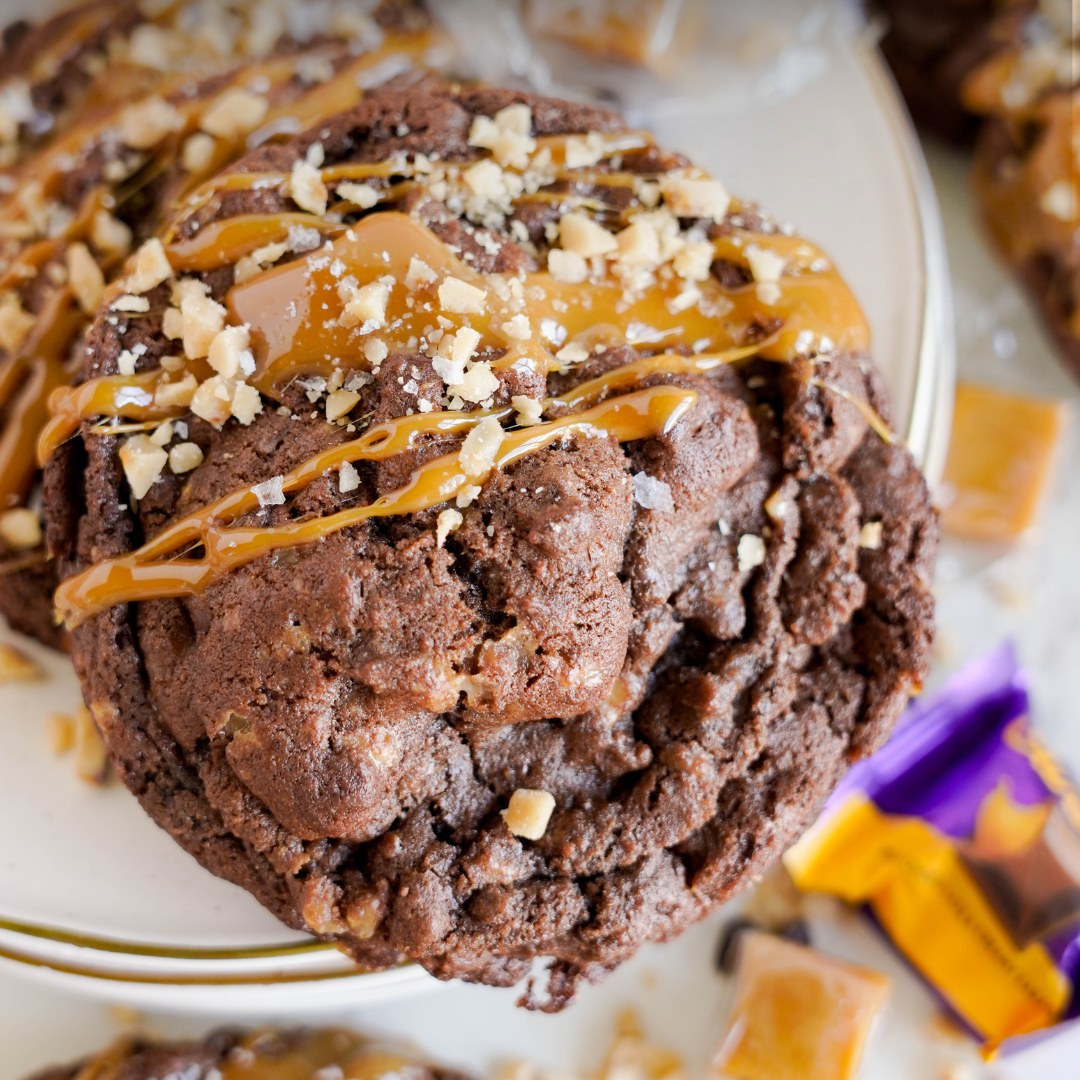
xmin=251 ymin=476 xmax=286 ymax=508
xmin=632 ymin=472 xmax=674 ymax=513
xmin=287 ymin=223 xmax=321 ymax=252
xmin=114 ymin=386 xmax=153 ymax=408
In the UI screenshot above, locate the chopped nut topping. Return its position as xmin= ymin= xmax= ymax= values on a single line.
xmin=190 ymin=375 xmax=236 ymax=426
xmin=119 ymin=434 xmax=168 ymax=499
xmin=0 ymin=292 xmax=36 ymax=352
xmin=344 ymin=281 xmax=390 ymax=327
xmin=0 ymin=642 xmax=43 ymax=683
xmin=200 ymin=87 xmax=268 ymax=139
xmin=364 ymin=338 xmax=388 ymax=365
xmin=112 ymin=294 xmax=150 ymax=313
xmin=555 ymin=342 xmax=589 ymax=365
xmin=737 ymin=533 xmax=767 ymax=572
xmin=74 ymin=705 xmax=108 ymax=786
xmin=180 ymin=284 xmax=227 ymax=358
xmin=1040 ymin=179 xmax=1078 ymax=221
xmin=452 ymin=326 xmax=482 ymax=366
xmin=673 ymin=240 xmax=715 ymax=282
xmin=764 ymin=489 xmax=788 ymax=522
xmin=559 ymin=211 xmax=618 ymax=258
xmin=463 ymin=158 xmax=509 ymax=201
xmin=501 ymin=313 xmax=532 ymax=340
xmin=46 ymin=712 xmax=75 ymax=755
xmin=230 ymin=382 xmax=262 ymax=425
xmin=169 ymin=441 xmax=204 ymax=474
xmin=150 ymin=420 xmax=173 ymax=446
xmin=547 ymin=248 xmax=588 ymax=284
xmin=512 ymin=395 xmax=544 ymax=427
xmin=436 ymin=507 xmax=463 ymax=546
xmin=756 ymin=282 xmax=782 ymax=306
xmin=91 ymin=210 xmax=132 ymax=259
xmin=288 ymin=159 xmax=328 ymax=215
xmin=207 ymin=324 xmax=254 ymax=378
xmin=0 ymin=506 xmax=41 ymax=550
xmin=468 ymin=103 xmax=535 ymax=169
xmin=339 ymin=460 xmax=360 ymax=493
xmin=459 ymin=414 xmax=505 ymax=478
xmin=660 ymin=174 xmax=731 ymax=221
xmin=325 ymin=388 xmax=360 ymax=421
xmin=449 ymin=361 xmax=500 ymax=405
xmin=66 ymin=243 xmax=106 ymax=315
xmin=405 ymin=256 xmax=438 ymax=291
xmin=456 ymin=483 xmax=482 ymax=508
xmin=128 ymin=23 xmax=176 ymax=71
xmin=745 ymin=244 xmax=786 ymax=284
xmin=438 ymin=276 xmax=487 ymax=314
xmin=336 ymin=181 xmax=380 ymax=209
xmin=119 ymin=96 xmax=182 ymax=149
xmin=501 ymin=788 xmax=556 ymax=840
xmin=127 ymin=237 xmax=174 ymax=294
xmin=154 ymin=372 xmax=197 ymax=408
xmin=182 ymin=131 xmax=216 ymax=173
xmin=564 ymin=132 xmax=606 ymax=169
xmin=235 ymin=239 xmax=288 ymax=283
xmin=162 ymin=306 xmax=183 ymax=340
xmin=859 ymin=521 xmax=883 ymax=550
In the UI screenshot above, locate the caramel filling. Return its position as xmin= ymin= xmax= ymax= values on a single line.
xmin=55 ymin=384 xmax=698 ymax=627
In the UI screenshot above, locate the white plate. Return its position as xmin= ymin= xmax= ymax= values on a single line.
xmin=0 ymin=33 xmax=953 ymax=1006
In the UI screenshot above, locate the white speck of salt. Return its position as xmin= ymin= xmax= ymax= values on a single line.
xmin=632 ymin=472 xmax=674 ymax=513
xmin=251 ymin=476 xmax=286 ymax=508
xmin=114 ymin=387 xmax=153 ymax=408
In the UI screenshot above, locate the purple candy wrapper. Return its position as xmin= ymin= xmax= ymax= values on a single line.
xmin=785 ymin=643 xmax=1080 ymax=1056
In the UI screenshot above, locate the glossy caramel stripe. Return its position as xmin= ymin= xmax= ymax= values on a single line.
xmin=55 ymin=385 xmax=697 ymax=626
xmin=0 ymin=288 xmax=83 ymax=508
xmin=0 ymin=33 xmax=435 ymax=516
xmin=37 ymin=205 xmax=871 ymax=459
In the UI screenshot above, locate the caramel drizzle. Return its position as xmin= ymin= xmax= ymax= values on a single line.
xmin=0 ymin=288 xmax=84 ymax=508
xmin=963 ymin=50 xmax=1079 ymax=331
xmin=0 ymin=31 xmax=435 ymax=521
xmin=222 ymin=211 xmax=868 ymax=395
xmin=35 ymin=205 xmax=873 ymax=461
xmin=54 ymin=384 xmax=698 ymax=627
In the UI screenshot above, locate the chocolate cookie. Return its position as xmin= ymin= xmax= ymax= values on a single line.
xmin=43 ymin=75 xmax=936 ymax=1007
xmin=964 ymin=8 xmax=1080 ymax=378
xmin=0 ymin=0 xmax=433 ymax=646
xmin=873 ymin=0 xmax=1034 ymax=144
xmin=25 ymin=1028 xmax=469 ymax=1080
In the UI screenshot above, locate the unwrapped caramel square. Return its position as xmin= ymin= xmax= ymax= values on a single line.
xmin=712 ymin=931 xmax=889 ymax=1080
xmin=941 ymin=382 xmax=1067 ymax=540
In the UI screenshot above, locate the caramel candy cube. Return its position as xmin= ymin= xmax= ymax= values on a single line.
xmin=713 ymin=931 xmax=889 ymax=1080
xmin=524 ymin=0 xmax=703 ymax=69
xmin=942 ymin=382 xmax=1067 ymax=540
